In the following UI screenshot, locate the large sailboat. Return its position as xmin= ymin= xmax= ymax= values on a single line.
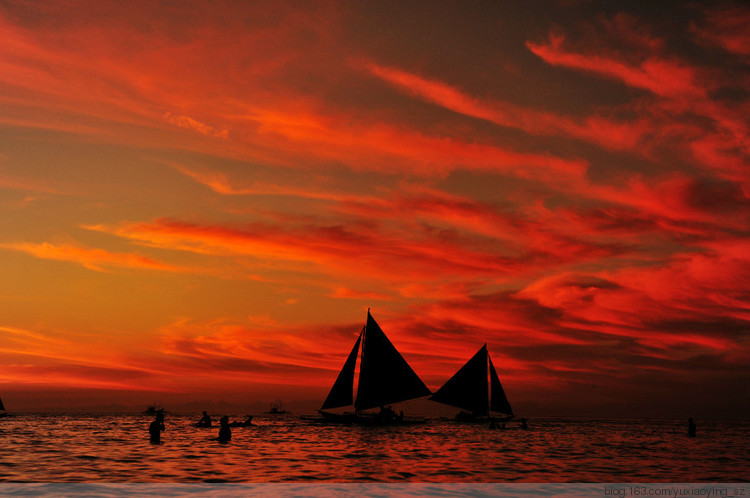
xmin=317 ymin=310 xmax=431 ymax=424
xmin=430 ymin=344 xmax=515 ymax=422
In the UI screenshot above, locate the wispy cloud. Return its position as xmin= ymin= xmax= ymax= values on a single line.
xmin=526 ymin=34 xmax=705 ymax=99
xmin=364 ymin=61 xmax=649 ymax=151
xmin=691 ymin=5 xmax=750 ymax=57
xmin=164 ymin=112 xmax=228 ymax=138
xmin=0 ymin=241 xmax=184 ymax=272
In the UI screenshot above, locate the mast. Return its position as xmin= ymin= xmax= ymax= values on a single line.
xmin=356 ymin=308 xmax=369 ymax=414
xmin=484 ymin=342 xmax=492 ymax=420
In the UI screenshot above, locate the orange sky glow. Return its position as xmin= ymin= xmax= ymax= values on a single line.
xmin=1 ymin=1 xmax=748 ymax=417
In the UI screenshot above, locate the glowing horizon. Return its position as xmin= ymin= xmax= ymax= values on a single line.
xmin=1 ymin=1 xmax=748 ymax=418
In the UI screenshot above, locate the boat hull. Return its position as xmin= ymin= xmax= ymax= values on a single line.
xmin=308 ymin=410 xmax=428 ymax=426
xmin=453 ymin=412 xmax=515 ymax=424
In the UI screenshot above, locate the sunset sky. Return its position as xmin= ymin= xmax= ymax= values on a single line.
xmin=1 ymin=1 xmax=749 ymax=417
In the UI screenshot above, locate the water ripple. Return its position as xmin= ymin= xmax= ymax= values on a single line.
xmin=0 ymin=415 xmax=747 ymax=482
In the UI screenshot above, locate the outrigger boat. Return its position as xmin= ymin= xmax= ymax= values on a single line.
xmin=430 ymin=344 xmax=515 ymax=423
xmin=315 ymin=310 xmax=431 ymax=425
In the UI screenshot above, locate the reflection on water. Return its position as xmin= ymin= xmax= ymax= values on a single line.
xmin=0 ymin=415 xmax=747 ymax=482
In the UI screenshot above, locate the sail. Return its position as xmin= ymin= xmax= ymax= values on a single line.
xmin=0 ymin=396 xmax=4 ymax=411
xmin=429 ymin=345 xmax=489 ymax=415
xmin=354 ymin=312 xmax=431 ymax=411
xmin=489 ymin=355 xmax=513 ymax=415
xmin=320 ymin=331 xmax=362 ymax=410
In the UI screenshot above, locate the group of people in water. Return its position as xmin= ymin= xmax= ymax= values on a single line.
xmin=148 ymin=411 xmax=698 ymax=443
xmin=149 ymin=410 xmax=255 ymax=444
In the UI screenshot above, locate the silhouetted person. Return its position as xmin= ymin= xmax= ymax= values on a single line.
xmin=149 ymin=412 xmax=165 ymax=444
xmin=520 ymin=418 xmax=528 ymax=430
xmin=197 ymin=411 xmax=212 ymax=427
xmin=230 ymin=415 xmax=254 ymax=427
xmin=216 ymin=416 xmax=231 ymax=443
xmin=688 ymin=418 xmax=696 ymax=437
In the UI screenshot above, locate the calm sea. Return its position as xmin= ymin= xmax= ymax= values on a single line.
xmin=0 ymin=414 xmax=747 ymax=482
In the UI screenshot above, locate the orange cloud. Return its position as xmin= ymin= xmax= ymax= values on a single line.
xmin=164 ymin=112 xmax=229 ymax=138
xmin=331 ymin=288 xmax=392 ymax=301
xmin=88 ymin=217 xmax=525 ymax=285
xmin=0 ymin=241 xmax=184 ymax=272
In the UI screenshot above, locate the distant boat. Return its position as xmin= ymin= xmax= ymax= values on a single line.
xmin=0 ymin=395 xmax=6 ymax=418
xmin=317 ymin=310 xmax=431 ymax=425
xmin=144 ymin=404 xmax=165 ymax=415
xmin=266 ymin=401 xmax=288 ymax=415
xmin=430 ymin=344 xmax=515 ymax=422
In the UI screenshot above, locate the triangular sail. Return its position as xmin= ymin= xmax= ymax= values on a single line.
xmin=489 ymin=355 xmax=513 ymax=416
xmin=354 ymin=312 xmax=431 ymax=411
xmin=429 ymin=345 xmax=489 ymax=415
xmin=0 ymin=396 xmax=4 ymax=411
xmin=320 ymin=331 xmax=362 ymax=411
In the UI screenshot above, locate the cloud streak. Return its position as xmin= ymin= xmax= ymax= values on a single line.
xmin=364 ymin=61 xmax=649 ymax=151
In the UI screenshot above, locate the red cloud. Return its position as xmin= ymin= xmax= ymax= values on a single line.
xmin=91 ymin=217 xmax=525 ymax=284
xmin=364 ymin=61 xmax=650 ymax=151
xmin=246 ymin=106 xmax=588 ymax=179
xmin=1 ymin=5 xmax=587 ymax=181
xmin=525 ymin=20 xmax=749 ymax=188
xmin=526 ymin=34 xmax=705 ymax=99
xmin=692 ymin=5 xmax=750 ymax=57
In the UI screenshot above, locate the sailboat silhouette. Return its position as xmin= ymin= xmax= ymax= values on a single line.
xmin=318 ymin=310 xmax=431 ymax=424
xmin=430 ymin=344 xmax=515 ymax=422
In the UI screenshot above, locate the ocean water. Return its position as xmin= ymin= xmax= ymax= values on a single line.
xmin=0 ymin=414 xmax=747 ymax=482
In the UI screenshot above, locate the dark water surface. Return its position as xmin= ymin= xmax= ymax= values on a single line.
xmin=1 ymin=415 xmax=747 ymax=482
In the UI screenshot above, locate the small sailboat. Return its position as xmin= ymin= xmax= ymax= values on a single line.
xmin=0 ymin=395 xmax=7 ymax=418
xmin=317 ymin=310 xmax=431 ymax=425
xmin=430 ymin=344 xmax=515 ymax=422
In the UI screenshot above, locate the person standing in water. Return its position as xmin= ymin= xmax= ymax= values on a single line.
xmin=217 ymin=416 xmax=231 ymax=443
xmin=197 ymin=411 xmax=212 ymax=427
xmin=688 ymin=418 xmax=696 ymax=437
xmin=149 ymin=412 xmax=165 ymax=444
